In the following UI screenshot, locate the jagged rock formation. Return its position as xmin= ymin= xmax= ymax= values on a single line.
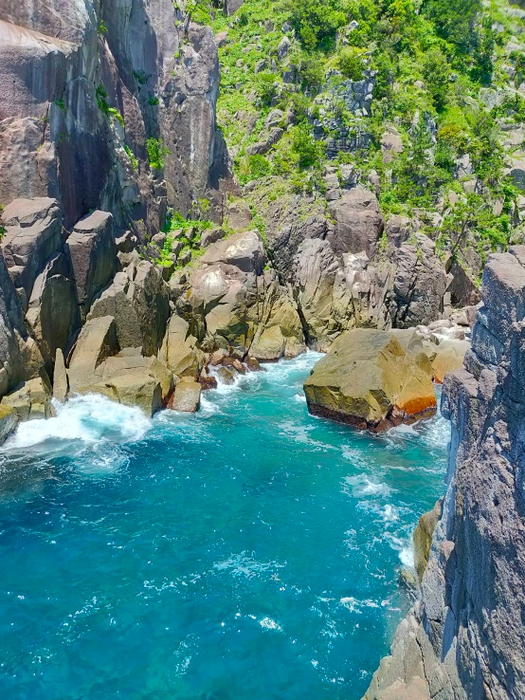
xmin=364 ymin=248 xmax=525 ymax=700
xmin=0 ymin=0 xmax=227 ymax=232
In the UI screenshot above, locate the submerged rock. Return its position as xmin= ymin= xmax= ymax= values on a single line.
xmin=304 ymin=329 xmax=437 ymax=432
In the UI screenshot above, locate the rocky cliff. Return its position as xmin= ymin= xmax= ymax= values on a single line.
xmin=364 ymin=248 xmax=525 ymax=700
xmin=0 ymin=0 xmax=227 ymax=231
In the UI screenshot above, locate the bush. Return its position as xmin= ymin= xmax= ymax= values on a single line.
xmin=255 ymin=72 xmax=279 ymax=107
xmin=291 ymin=124 xmax=321 ymax=169
xmin=146 ymin=137 xmax=170 ymax=170
xmin=422 ymin=47 xmax=450 ymax=111
xmin=238 ymin=154 xmax=272 ymax=184
xmin=337 ymin=46 xmax=365 ymax=81
xmin=421 ymin=0 xmax=482 ymax=51
xmin=285 ymin=0 xmax=348 ymax=50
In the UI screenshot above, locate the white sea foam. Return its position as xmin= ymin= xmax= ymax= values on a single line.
xmin=343 ymin=474 xmax=392 ymax=499
xmin=4 ymin=394 xmax=151 ymax=451
xmin=399 ymin=545 xmax=415 ymax=568
xmin=213 ymin=551 xmax=286 ymax=580
xmin=259 ymin=616 xmax=283 ymax=632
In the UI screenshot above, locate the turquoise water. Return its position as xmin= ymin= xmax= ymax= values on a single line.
xmin=0 ymin=354 xmax=449 ymax=700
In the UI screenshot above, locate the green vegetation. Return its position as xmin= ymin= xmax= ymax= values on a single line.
xmin=146 ymin=137 xmax=171 ymax=170
xmin=97 ymin=19 xmax=108 ymax=35
xmin=53 ymin=98 xmax=66 ymax=111
xmin=96 ymin=85 xmax=125 ymax=127
xmin=124 ymin=145 xmax=139 ymax=171
xmin=194 ymin=0 xmax=524 ymax=260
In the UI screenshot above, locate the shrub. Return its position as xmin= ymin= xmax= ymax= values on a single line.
xmin=291 ymin=124 xmax=321 ymax=169
xmin=146 ymin=137 xmax=171 ymax=170
xmin=337 ymin=46 xmax=365 ymax=81
xmin=421 ymin=0 xmax=482 ymax=51
xmin=422 ymin=47 xmax=450 ymax=111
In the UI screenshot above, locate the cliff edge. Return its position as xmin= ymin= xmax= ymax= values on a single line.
xmin=364 ymin=247 xmax=525 ymax=700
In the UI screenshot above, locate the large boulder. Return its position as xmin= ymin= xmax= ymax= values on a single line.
xmin=159 ymin=315 xmax=201 ymax=379
xmin=327 ymin=187 xmax=384 ymax=258
xmin=249 ymin=293 xmax=306 ymax=361
xmin=390 ymin=234 xmax=449 ymax=328
xmin=201 ymin=230 xmax=266 ymax=274
xmin=88 ymin=261 xmax=170 ymax=356
xmin=68 ymin=316 xmax=119 ymax=394
xmin=66 ymin=210 xmax=118 ymax=318
xmin=168 ymin=377 xmax=201 ymax=413
xmin=25 ymin=252 xmax=80 ymax=371
xmin=304 ymin=329 xmax=437 ymax=432
xmin=413 ymin=499 xmax=443 ymax=584
xmin=1 ymin=376 xmax=54 ymax=421
xmin=292 ymin=239 xmax=392 ymax=350
xmin=1 ymin=197 xmax=63 ymax=309
xmin=90 ymin=351 xmax=174 ymax=417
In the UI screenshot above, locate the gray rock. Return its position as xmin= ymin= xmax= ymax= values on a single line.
xmin=202 ymin=230 xmax=266 ymax=274
xmin=277 ymin=36 xmax=290 ymax=61
xmin=364 ymin=250 xmax=525 ymax=699
xmin=327 ymin=187 xmax=384 ymax=258
xmin=66 ymin=211 xmax=118 ymax=318
xmin=1 ymin=197 xmax=63 ymax=309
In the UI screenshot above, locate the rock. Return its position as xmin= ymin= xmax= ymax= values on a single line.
xmin=246 ymin=128 xmax=284 ymax=156
xmin=215 ymin=31 xmax=229 ymax=47
xmin=0 ymin=405 xmax=19 ymax=445
xmin=88 ymin=261 xmax=170 ymax=356
xmin=52 ymin=348 xmax=69 ymax=402
xmin=304 ymin=329 xmax=437 ymax=432
xmin=24 ymin=252 xmax=80 ymax=371
xmin=446 ymin=258 xmax=482 ymax=308
xmin=430 ymin=339 xmax=470 ymax=383
xmin=160 ymin=314 xmax=201 ymax=379
xmin=509 ymin=159 xmax=525 ymax=190
xmin=250 ymin=295 xmax=306 ymax=361
xmin=68 ymin=316 xmax=119 ymax=394
xmin=201 ymin=227 xmax=226 ymax=248
xmin=327 ymin=187 xmax=384 ymax=258
xmin=92 ymin=353 xmax=173 ymax=417
xmin=381 ymin=126 xmax=404 ymax=164
xmin=217 ymin=366 xmax=235 ymax=385
xmin=413 ymin=499 xmax=443 ymax=583
xmin=226 ymin=201 xmax=252 ymax=232
xmin=391 ymin=234 xmax=449 ymax=328
xmin=224 ymin=0 xmax=244 ymax=15
xmin=115 ymin=230 xmax=138 ymax=253
xmin=168 ymin=377 xmax=201 ymax=412
xmin=365 ymin=250 xmax=525 ymax=699
xmin=455 ymin=153 xmax=474 ymax=179
xmin=202 ymin=230 xmax=266 ymax=274
xmin=385 ymin=215 xmax=414 ymax=248
xmin=66 ymin=211 xmax=118 ymax=318
xmin=1 ymin=197 xmax=63 ymax=309
xmin=1 ymin=376 xmax=54 ymax=421
xmin=277 ymin=36 xmax=290 ymax=61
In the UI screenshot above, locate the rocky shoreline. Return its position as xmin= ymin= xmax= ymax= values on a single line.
xmin=363 ymin=249 xmax=525 ymax=700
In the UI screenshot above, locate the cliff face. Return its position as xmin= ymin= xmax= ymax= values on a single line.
xmin=0 ymin=0 xmax=226 ymax=231
xmin=365 ymin=248 xmax=525 ymax=700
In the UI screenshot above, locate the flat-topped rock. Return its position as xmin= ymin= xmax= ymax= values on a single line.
xmin=304 ymin=329 xmax=437 ymax=432
xmin=202 ymin=230 xmax=266 ymax=274
xmin=1 ymin=197 xmax=63 ymax=308
xmin=66 ymin=210 xmax=118 ymax=317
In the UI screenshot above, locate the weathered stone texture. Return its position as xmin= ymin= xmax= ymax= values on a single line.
xmin=364 ymin=249 xmax=525 ymax=700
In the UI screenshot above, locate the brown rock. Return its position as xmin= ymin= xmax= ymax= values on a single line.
xmin=169 ymin=377 xmax=201 ymax=413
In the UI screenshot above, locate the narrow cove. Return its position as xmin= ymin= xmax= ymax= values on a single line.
xmin=0 ymin=353 xmax=448 ymax=700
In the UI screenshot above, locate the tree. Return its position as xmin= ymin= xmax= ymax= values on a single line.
xmin=422 ymin=48 xmax=450 ymax=111
xmin=421 ymin=0 xmax=482 ymax=51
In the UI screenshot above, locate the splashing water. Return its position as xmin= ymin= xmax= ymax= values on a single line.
xmin=0 ymin=353 xmax=449 ymax=700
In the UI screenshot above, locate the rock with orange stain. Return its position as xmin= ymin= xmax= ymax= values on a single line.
xmin=303 ymin=328 xmax=437 ymax=432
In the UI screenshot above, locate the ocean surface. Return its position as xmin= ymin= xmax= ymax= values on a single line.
xmin=0 ymin=353 xmax=449 ymax=700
